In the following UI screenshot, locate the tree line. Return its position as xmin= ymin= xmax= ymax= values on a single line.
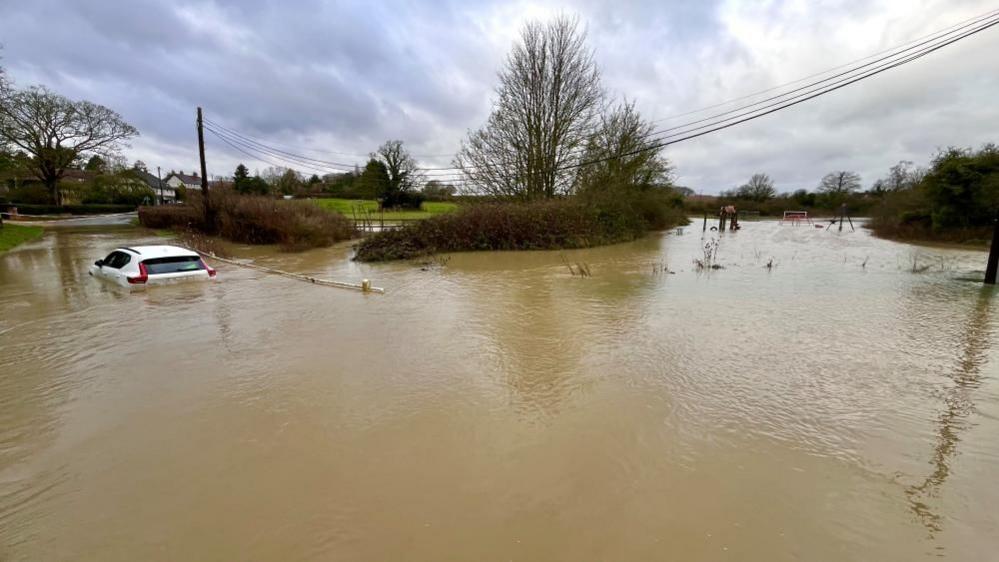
xmin=227 ymin=139 xmax=457 ymax=207
xmin=722 ymin=169 xmax=882 ymax=203
xmin=696 ymin=146 xmax=997 ymax=243
xmin=868 ymin=144 xmax=999 ymax=242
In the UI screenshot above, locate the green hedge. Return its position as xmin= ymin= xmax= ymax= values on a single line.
xmin=138 ymin=193 xmax=356 ymax=251
xmin=11 ymin=204 xmax=137 ymax=215
xmin=354 ymin=195 xmax=687 ymax=261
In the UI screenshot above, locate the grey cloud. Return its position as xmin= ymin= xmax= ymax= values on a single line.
xmin=1 ymin=0 xmax=996 ymax=188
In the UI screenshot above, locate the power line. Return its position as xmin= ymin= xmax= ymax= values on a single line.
xmin=459 ymin=12 xmax=999 ymax=184
xmin=560 ymin=14 xmax=999 ymax=173
xmin=204 ymin=120 xmax=359 ymax=170
xmin=206 ymin=7 xmax=999 ymax=178
xmin=644 ymin=7 xmax=999 ymax=125
xmin=512 ymin=9 xmax=999 ymax=173
xmin=205 ymin=119 xmax=476 ymax=184
xmin=202 ymin=120 xmax=456 ymax=160
xmin=206 ymin=126 xmax=317 ymax=174
xmin=205 ymin=124 xmax=477 ymax=184
xmin=201 ymin=10 xmax=998 ymax=189
xmin=637 ymin=10 xmax=999 ymax=145
xmin=206 ymin=119 xmax=480 ymax=183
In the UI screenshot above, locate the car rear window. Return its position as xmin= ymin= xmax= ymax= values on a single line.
xmin=142 ymin=256 xmax=205 ymax=275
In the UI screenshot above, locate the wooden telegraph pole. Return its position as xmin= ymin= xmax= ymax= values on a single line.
xmin=156 ymin=166 xmax=163 ymax=205
xmin=985 ymin=212 xmax=999 ymax=285
xmin=196 ymin=107 xmax=213 ymax=230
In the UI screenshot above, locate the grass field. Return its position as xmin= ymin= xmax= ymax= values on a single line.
xmin=0 ymin=224 xmax=44 ymax=253
xmin=314 ymin=199 xmax=458 ymax=220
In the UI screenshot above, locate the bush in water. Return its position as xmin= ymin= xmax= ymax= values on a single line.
xmin=354 ymin=193 xmax=686 ymax=262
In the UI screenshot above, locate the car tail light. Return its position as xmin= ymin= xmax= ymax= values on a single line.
xmin=200 ymin=258 xmax=217 ymax=278
xmin=127 ymin=262 xmax=149 ymax=284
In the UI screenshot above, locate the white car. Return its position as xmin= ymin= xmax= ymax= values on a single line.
xmin=90 ymin=245 xmax=216 ymax=288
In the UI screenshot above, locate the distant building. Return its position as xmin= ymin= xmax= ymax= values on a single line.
xmin=134 ymin=170 xmax=177 ymax=203
xmin=60 ymin=169 xmax=97 ymax=184
xmin=164 ymin=171 xmax=202 ymax=192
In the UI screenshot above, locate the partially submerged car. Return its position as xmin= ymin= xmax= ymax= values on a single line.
xmin=90 ymin=245 xmax=216 ymax=288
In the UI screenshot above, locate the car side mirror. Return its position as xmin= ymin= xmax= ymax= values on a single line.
xmin=95 ymin=260 xmax=103 ymax=267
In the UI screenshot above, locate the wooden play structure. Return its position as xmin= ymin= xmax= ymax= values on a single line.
xmin=703 ymin=206 xmax=740 ymax=232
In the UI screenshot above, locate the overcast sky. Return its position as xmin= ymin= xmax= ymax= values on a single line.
xmin=2 ymin=0 xmax=997 ymax=193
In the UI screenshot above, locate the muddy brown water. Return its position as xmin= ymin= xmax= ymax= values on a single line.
xmin=1 ymin=221 xmax=998 ymax=560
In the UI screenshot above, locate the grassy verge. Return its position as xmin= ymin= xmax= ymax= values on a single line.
xmin=355 ymin=196 xmax=686 ymax=262
xmin=0 ymin=224 xmax=44 ymax=253
xmin=314 ymin=198 xmax=458 ymax=220
xmin=139 ymin=192 xmax=356 ymax=251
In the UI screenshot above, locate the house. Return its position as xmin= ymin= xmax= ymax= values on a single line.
xmin=164 ymin=171 xmax=203 ymax=193
xmin=134 ymin=170 xmax=178 ymax=203
xmin=52 ymin=169 xmax=96 ymax=205
xmin=61 ymin=169 xmax=97 ymax=184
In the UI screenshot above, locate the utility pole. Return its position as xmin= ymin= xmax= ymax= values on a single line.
xmin=196 ymin=107 xmax=213 ymax=229
xmin=156 ymin=166 xmax=163 ymax=205
xmin=985 ymin=213 xmax=999 ymax=285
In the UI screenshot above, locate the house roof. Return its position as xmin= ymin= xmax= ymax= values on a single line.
xmin=135 ymin=170 xmax=163 ymax=187
xmin=61 ymin=169 xmax=97 ymax=182
xmin=166 ymin=172 xmax=202 ymax=185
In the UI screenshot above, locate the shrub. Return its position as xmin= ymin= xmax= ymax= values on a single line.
xmin=867 ymin=144 xmax=998 ymax=244
xmin=380 ymin=190 xmax=424 ymax=210
xmin=921 ymin=145 xmax=999 ymax=229
xmin=80 ymin=182 xmax=155 ymax=205
xmin=138 ymin=192 xmax=356 ymax=250
xmin=354 ymin=195 xmax=687 ymax=261
xmin=137 ymin=204 xmax=202 ymax=229
xmin=6 ymin=184 xmax=51 ymax=205
xmin=579 ymin=185 xmax=686 ymax=234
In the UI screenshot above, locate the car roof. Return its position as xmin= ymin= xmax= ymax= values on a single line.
xmin=116 ymin=245 xmax=200 ymax=259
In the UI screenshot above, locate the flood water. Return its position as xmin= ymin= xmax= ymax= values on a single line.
xmin=2 ymin=220 xmax=998 ymax=560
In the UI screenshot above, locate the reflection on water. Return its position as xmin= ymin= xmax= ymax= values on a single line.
xmin=1 ymin=222 xmax=998 ymax=560
xmin=906 ymin=286 xmax=994 ymax=536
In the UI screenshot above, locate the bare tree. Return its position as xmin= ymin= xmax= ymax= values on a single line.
xmin=0 ymin=48 xmax=8 ymax=97
xmin=454 ymin=16 xmax=603 ymax=200
xmin=575 ymin=100 xmax=672 ymax=193
xmin=736 ymin=173 xmax=776 ymax=201
xmin=873 ymin=160 xmax=926 ymax=192
xmin=0 ymin=86 xmax=138 ymax=205
xmin=260 ymin=166 xmax=291 ymax=185
xmin=818 ymin=170 xmax=862 ymax=196
xmin=373 ymin=140 xmax=420 ymax=192
xmin=422 ymin=179 xmax=457 ymax=199
xmin=0 ymin=45 xmax=13 ymax=102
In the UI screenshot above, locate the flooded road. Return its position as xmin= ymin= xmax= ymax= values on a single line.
xmin=2 ymin=221 xmax=998 ymax=560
